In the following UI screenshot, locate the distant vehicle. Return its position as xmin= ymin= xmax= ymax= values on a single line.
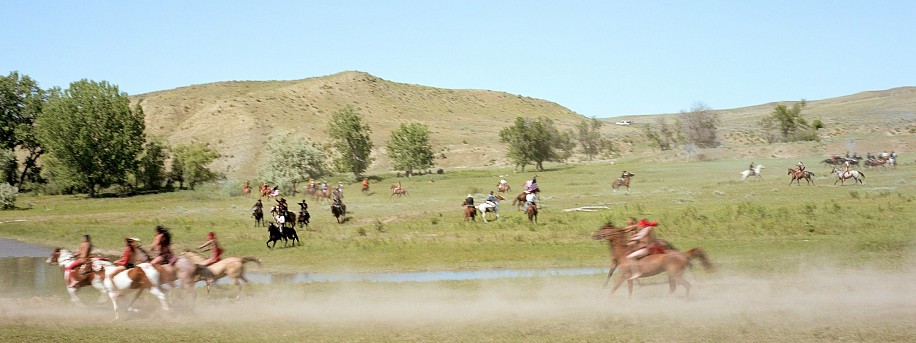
xmin=615 ymin=120 xmax=632 ymax=126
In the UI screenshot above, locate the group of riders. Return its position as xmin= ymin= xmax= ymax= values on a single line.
xmin=64 ymin=226 xmax=223 ymax=289
xmin=465 ymin=176 xmax=540 ymax=214
xmin=253 ymin=179 xmax=345 ymax=226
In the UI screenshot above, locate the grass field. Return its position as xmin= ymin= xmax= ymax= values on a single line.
xmin=1 ymin=157 xmax=914 ymax=342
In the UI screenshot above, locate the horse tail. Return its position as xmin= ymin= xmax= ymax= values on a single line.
xmin=685 ymin=248 xmax=714 ymax=273
xmin=241 ymin=256 xmax=262 ymax=266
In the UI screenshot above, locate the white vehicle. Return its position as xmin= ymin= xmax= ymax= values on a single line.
xmin=615 ymin=120 xmax=632 ymax=126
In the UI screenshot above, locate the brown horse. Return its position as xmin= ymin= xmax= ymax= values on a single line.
xmin=242 ymin=181 xmax=251 ymax=198
xmin=259 ymin=184 xmax=271 ymax=197
xmin=497 ymin=183 xmax=511 ymax=193
xmin=591 ymin=223 xmax=713 ymax=299
xmin=787 ymin=168 xmax=815 ymax=185
xmin=462 ymin=200 xmax=477 ymax=221
xmin=526 ymin=203 xmax=538 ymax=223
xmin=390 ymin=187 xmax=408 ymax=197
xmin=181 ymin=251 xmax=261 ymax=300
xmin=315 ymin=188 xmax=332 ymax=203
xmin=612 ymin=172 xmax=635 ymax=192
xmin=511 ymin=192 xmax=533 ymax=211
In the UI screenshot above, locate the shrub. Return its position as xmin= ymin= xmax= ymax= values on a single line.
xmin=0 ymin=182 xmax=18 ymax=210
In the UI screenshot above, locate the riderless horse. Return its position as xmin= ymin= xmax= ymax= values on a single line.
xmin=181 ymin=251 xmax=261 ymax=300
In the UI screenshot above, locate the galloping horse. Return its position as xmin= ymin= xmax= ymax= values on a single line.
xmin=831 ymin=167 xmax=864 ymax=185
xmin=331 ymin=202 xmax=347 ymax=224
xmin=315 ymin=188 xmax=333 ymax=203
xmin=497 ymin=183 xmax=511 ymax=193
xmin=511 ymin=190 xmax=540 ymax=211
xmin=46 ymin=248 xmax=109 ymax=305
xmin=103 ymin=262 xmax=171 ymax=320
xmin=864 ymin=159 xmax=887 ymax=168
xmin=266 ymin=222 xmax=299 ymax=248
xmin=462 ymin=199 xmax=477 ymax=222
xmin=297 ymin=208 xmax=310 ymax=228
xmin=181 ymin=251 xmax=261 ymax=300
xmin=526 ymin=203 xmax=538 ymax=223
xmin=477 ymin=202 xmax=499 ymax=222
xmin=787 ymin=168 xmax=816 ymax=186
xmin=740 ymin=164 xmax=765 ymax=180
xmin=592 ymin=223 xmax=714 ymax=299
xmin=252 ymin=207 xmax=264 ymax=227
xmin=612 ymin=172 xmax=635 ymax=192
xmin=390 ymin=187 xmax=408 ymax=197
xmin=242 ymin=181 xmax=251 ymax=198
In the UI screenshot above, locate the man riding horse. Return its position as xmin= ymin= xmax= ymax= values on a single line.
xmin=624 ymin=218 xmax=665 ymax=279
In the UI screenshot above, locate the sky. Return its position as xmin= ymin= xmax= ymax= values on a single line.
xmin=3 ymin=1 xmax=914 ymax=118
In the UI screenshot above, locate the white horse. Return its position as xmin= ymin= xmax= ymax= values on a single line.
xmin=103 ymin=262 xmax=171 ymax=320
xmin=46 ymin=248 xmax=109 ymax=305
xmin=831 ymin=167 xmax=864 ymax=185
xmin=740 ymin=165 xmax=765 ymax=180
xmin=477 ymin=201 xmax=500 ymax=222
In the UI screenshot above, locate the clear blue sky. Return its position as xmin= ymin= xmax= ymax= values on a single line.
xmin=3 ymin=1 xmax=914 ymax=118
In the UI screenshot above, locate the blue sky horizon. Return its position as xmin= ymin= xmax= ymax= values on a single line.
xmin=4 ymin=1 xmax=914 ymax=118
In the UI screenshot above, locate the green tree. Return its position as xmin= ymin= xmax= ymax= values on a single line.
xmin=576 ymin=117 xmax=613 ymax=160
xmin=36 ymin=80 xmax=145 ymax=197
xmin=680 ymin=103 xmax=720 ymax=148
xmin=171 ymin=143 xmax=220 ymax=190
xmin=387 ymin=123 xmax=435 ymax=175
xmin=759 ymin=100 xmax=811 ymax=142
xmin=499 ymin=116 xmax=564 ymax=171
xmin=644 ymin=117 xmax=679 ymax=151
xmin=328 ymin=106 xmax=374 ymax=177
xmin=0 ymin=71 xmax=46 ymax=188
xmin=259 ymin=135 xmax=329 ymax=194
xmin=138 ymin=136 xmax=169 ymax=190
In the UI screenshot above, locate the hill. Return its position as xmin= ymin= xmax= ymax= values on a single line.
xmin=131 ymin=71 xmax=584 ymax=178
xmin=131 ymin=72 xmax=915 ymax=179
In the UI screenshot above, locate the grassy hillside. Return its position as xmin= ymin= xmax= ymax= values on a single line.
xmin=131 ymin=71 xmax=583 ymax=178
xmin=132 ymin=71 xmax=915 ymax=180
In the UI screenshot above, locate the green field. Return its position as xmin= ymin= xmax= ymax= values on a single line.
xmin=1 ymin=158 xmax=914 ymax=342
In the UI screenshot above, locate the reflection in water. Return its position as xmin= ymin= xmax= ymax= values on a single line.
xmin=2 ymin=257 xmax=605 ymax=297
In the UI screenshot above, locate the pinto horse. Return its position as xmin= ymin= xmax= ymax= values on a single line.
xmin=46 ymin=248 xmax=109 ymax=305
xmin=181 ymin=251 xmax=261 ymax=300
xmin=103 ymin=262 xmax=171 ymax=320
xmin=592 ymin=224 xmax=714 ymax=299
xmin=612 ymin=172 xmax=635 ymax=192
xmin=787 ymin=168 xmax=816 ymax=186
xmin=477 ymin=202 xmax=499 ymax=222
xmin=831 ymin=167 xmax=864 ymax=185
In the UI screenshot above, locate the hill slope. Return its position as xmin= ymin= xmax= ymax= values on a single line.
xmin=132 ymin=71 xmax=584 ymax=178
xmin=132 ymin=71 xmax=915 ymax=179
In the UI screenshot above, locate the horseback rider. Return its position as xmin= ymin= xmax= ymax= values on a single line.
xmin=197 ymin=232 xmax=222 ymax=266
xmin=749 ymin=162 xmax=756 ymax=175
xmin=524 ymin=175 xmax=539 ymax=193
xmin=297 ymin=199 xmax=308 ymax=211
xmin=796 ymin=161 xmax=805 ymax=174
xmin=618 ymin=170 xmax=629 ymax=182
xmin=336 ymin=182 xmax=344 ymax=198
xmin=111 ymin=237 xmax=147 ymax=277
xmin=524 ymin=191 xmax=538 ymax=209
xmin=66 ymin=235 xmax=93 ymax=288
xmin=252 ymin=199 xmax=263 ymax=213
xmin=464 ymin=194 xmax=475 ymax=208
xmin=625 ymin=218 xmax=663 ymax=279
xmin=148 ymin=225 xmax=173 ymax=265
xmin=276 ymin=197 xmax=288 ymax=214
xmin=362 ymin=178 xmax=369 ymax=192
xmin=485 ymin=191 xmax=499 ymax=212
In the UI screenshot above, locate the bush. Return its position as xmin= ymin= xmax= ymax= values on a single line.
xmin=0 ymin=182 xmax=18 ymax=210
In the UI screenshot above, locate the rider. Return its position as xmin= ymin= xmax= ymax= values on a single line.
xmin=66 ymin=235 xmax=93 ymax=288
xmin=336 ymin=182 xmax=344 ymax=198
xmin=197 ymin=232 xmax=222 ymax=266
xmin=276 ymin=197 xmax=289 ymax=214
xmin=485 ymin=191 xmax=499 ymax=211
xmin=524 ymin=191 xmax=538 ymax=210
xmin=796 ymin=161 xmax=805 ymax=173
xmin=626 ymin=218 xmax=662 ymax=279
xmin=619 ymin=170 xmax=629 ymax=181
xmin=111 ymin=237 xmax=146 ymax=277
xmin=843 ymin=160 xmax=851 ymax=175
xmin=252 ymin=199 xmax=263 ymax=213
xmin=748 ymin=162 xmax=756 ymax=174
xmin=148 ymin=225 xmax=173 ymax=265
xmin=464 ymin=194 xmax=475 ymax=207
xmin=362 ymin=178 xmax=369 ymax=192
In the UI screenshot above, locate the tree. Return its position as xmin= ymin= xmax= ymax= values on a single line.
xmin=680 ymin=103 xmax=720 ymax=148
xmin=259 ymin=135 xmax=329 ymax=193
xmin=36 ymin=80 xmax=145 ymax=197
xmin=171 ymin=143 xmax=220 ymax=190
xmin=499 ymin=116 xmax=565 ymax=171
xmin=387 ymin=123 xmax=435 ymax=175
xmin=0 ymin=71 xmax=46 ymax=188
xmin=576 ymin=117 xmax=613 ymax=160
xmin=138 ymin=136 xmax=169 ymax=190
xmin=327 ymin=106 xmax=373 ymax=177
xmin=644 ymin=117 xmax=679 ymax=151
xmin=759 ymin=100 xmax=811 ymax=142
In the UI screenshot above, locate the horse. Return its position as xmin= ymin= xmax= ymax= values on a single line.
xmin=831 ymin=167 xmax=864 ymax=185
xmin=297 ymin=208 xmax=310 ymax=228
xmin=242 ymin=181 xmax=251 ymax=198
xmin=740 ymin=164 xmax=764 ymax=180
xmin=252 ymin=207 xmax=264 ymax=227
xmin=181 ymin=251 xmax=261 ymax=300
xmin=787 ymin=168 xmax=816 ymax=186
xmin=612 ymin=172 xmax=635 ymax=192
xmin=591 ymin=223 xmax=714 ymax=299
xmin=497 ymin=183 xmax=511 ymax=193
xmin=315 ymin=188 xmax=332 ymax=203
xmin=266 ymin=222 xmax=294 ymax=248
xmin=390 ymin=187 xmax=408 ymax=197
xmin=477 ymin=202 xmax=499 ymax=222
xmin=103 ymin=262 xmax=171 ymax=320
xmin=171 ymin=256 xmax=215 ymax=310
xmin=526 ymin=203 xmax=538 ymax=223
xmin=259 ymin=184 xmax=271 ymax=198
xmin=331 ymin=202 xmax=347 ymax=224
xmin=511 ymin=189 xmax=539 ymax=211
xmin=46 ymin=248 xmax=109 ymax=305
xmin=864 ymin=159 xmax=886 ymax=168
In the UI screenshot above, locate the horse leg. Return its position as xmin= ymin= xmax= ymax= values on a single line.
xmin=126 ymin=288 xmax=144 ymax=312
xmin=148 ymin=286 xmax=170 ymax=311
xmin=608 ymin=273 xmax=628 ymax=299
xmin=602 ymin=261 xmax=617 ymax=288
